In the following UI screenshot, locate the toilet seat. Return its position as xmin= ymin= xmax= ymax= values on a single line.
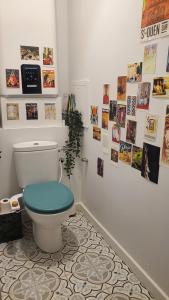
xmin=23 ymin=181 xmax=74 ymax=214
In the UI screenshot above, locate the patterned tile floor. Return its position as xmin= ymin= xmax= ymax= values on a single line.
xmin=0 ymin=211 xmax=154 ymax=300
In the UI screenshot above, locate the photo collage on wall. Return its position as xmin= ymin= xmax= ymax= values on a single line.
xmin=5 ymin=45 xmax=56 ymax=92
xmin=90 ymin=0 xmax=169 ymax=183
xmin=3 ymin=44 xmax=57 ymax=126
xmin=4 ymin=101 xmax=57 ymax=123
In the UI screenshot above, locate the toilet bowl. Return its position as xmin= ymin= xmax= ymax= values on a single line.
xmin=13 ymin=141 xmax=74 ymax=253
xmin=23 ymin=181 xmax=74 ymax=253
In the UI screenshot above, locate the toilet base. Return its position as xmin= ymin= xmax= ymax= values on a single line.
xmin=33 ymin=223 xmax=62 ymax=253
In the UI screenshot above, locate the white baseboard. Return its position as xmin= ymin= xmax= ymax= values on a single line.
xmin=75 ymin=202 xmax=169 ymax=300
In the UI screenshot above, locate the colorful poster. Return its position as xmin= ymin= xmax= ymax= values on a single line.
xmin=102 ymin=133 xmax=109 ymax=154
xmin=152 ymin=77 xmax=169 ymax=97
xmin=6 ymin=103 xmax=19 ymax=120
xmin=112 ymin=123 xmax=120 ymax=144
xmin=127 ymin=62 xmax=142 ymax=83
xmin=141 ymin=0 xmax=169 ymax=42
xmin=102 ymin=109 xmax=109 ymax=130
xmin=132 ymin=146 xmax=143 ymax=171
xmin=109 ymin=100 xmax=117 ymax=122
xmin=20 ymin=46 xmax=39 ymax=60
xmin=162 ymin=105 xmax=169 ymax=165
xmin=144 ymin=114 xmax=159 ymax=140
xmin=143 ymin=44 xmax=157 ymax=73
xmin=137 ymin=82 xmax=151 ymax=110
xmin=117 ymin=76 xmax=127 ymax=101
xmin=90 ymin=105 xmax=98 ymax=125
xmin=26 ymin=103 xmax=38 ymax=120
xmin=166 ymin=47 xmax=169 ymax=72
xmin=111 ymin=148 xmax=118 ymax=165
xmin=119 ymin=141 xmax=132 ymax=165
xmin=42 ymin=70 xmax=55 ymax=88
xmin=45 ymin=103 xmax=56 ymax=120
xmin=141 ymin=143 xmax=160 ymax=184
xmin=127 ymin=96 xmax=136 ymax=116
xmin=126 ymin=120 xmax=137 ymax=144
xmin=97 ymin=157 xmax=104 ymax=177
xmin=103 ymin=84 xmax=110 ymax=105
xmin=116 ymin=104 xmax=126 ymax=128
xmin=6 ymin=69 xmax=20 ymax=88
xmin=43 ymin=47 xmax=54 ymax=65
xmin=93 ymin=126 xmax=101 ymax=141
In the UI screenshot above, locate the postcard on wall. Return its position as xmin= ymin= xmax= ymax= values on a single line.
xmin=112 ymin=123 xmax=120 ymax=144
xmin=166 ymin=47 xmax=169 ymax=72
xmin=143 ymin=44 xmax=157 ymax=74
xmin=45 ymin=103 xmax=56 ymax=120
xmin=20 ymin=46 xmax=39 ymax=60
xmin=43 ymin=47 xmax=54 ymax=65
xmin=109 ymin=100 xmax=117 ymax=122
xmin=6 ymin=103 xmax=19 ymax=120
xmin=119 ymin=141 xmax=132 ymax=165
xmin=116 ymin=104 xmax=126 ymax=128
xmin=97 ymin=157 xmax=104 ymax=177
xmin=26 ymin=103 xmax=38 ymax=120
xmin=127 ymin=62 xmax=142 ymax=83
xmin=126 ymin=120 xmax=137 ymax=144
xmin=137 ymin=82 xmax=151 ymax=110
xmin=6 ymin=69 xmax=20 ymax=88
xmin=127 ymin=96 xmax=136 ymax=116
xmin=152 ymin=77 xmax=169 ymax=97
xmin=117 ymin=76 xmax=127 ymax=101
xmin=102 ymin=108 xmax=109 ymax=130
xmin=162 ymin=105 xmax=169 ymax=166
xmin=144 ymin=113 xmax=159 ymax=140
xmin=111 ymin=148 xmax=118 ymax=166
xmin=102 ymin=133 xmax=109 ymax=154
xmin=103 ymin=84 xmax=110 ymax=105
xmin=141 ymin=0 xmax=169 ymax=42
xmin=93 ymin=126 xmax=101 ymax=141
xmin=42 ymin=70 xmax=55 ymax=88
xmin=90 ymin=105 xmax=98 ymax=125
xmin=141 ymin=142 xmax=160 ymax=184
xmin=131 ymin=145 xmax=143 ymax=171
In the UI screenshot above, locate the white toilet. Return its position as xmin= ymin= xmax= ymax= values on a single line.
xmin=13 ymin=141 xmax=74 ymax=253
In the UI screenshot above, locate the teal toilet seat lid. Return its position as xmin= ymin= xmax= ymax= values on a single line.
xmin=23 ymin=181 xmax=74 ymax=214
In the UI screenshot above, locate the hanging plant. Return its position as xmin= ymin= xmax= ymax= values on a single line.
xmin=63 ymin=94 xmax=84 ymax=178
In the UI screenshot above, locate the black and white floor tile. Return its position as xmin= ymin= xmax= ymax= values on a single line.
xmin=0 ymin=211 xmax=154 ymax=300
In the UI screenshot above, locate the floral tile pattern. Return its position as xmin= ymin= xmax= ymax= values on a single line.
xmin=0 ymin=211 xmax=154 ymax=300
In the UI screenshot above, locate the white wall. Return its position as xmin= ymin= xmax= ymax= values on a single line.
xmin=0 ymin=0 xmax=58 ymax=95
xmin=68 ymin=0 xmax=169 ymax=297
xmin=0 ymin=0 xmax=81 ymax=203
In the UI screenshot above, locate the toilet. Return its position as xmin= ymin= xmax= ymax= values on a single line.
xmin=13 ymin=141 xmax=74 ymax=253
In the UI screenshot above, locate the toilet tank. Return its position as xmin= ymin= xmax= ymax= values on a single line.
xmin=13 ymin=141 xmax=58 ymax=188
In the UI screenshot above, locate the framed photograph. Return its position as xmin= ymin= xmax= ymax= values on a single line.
xmin=102 ymin=109 xmax=109 ymax=130
xmin=97 ymin=157 xmax=104 ymax=177
xmin=6 ymin=103 xmax=19 ymax=120
xmin=152 ymin=77 xmax=169 ymax=97
xmin=109 ymin=100 xmax=117 ymax=122
xmin=116 ymin=104 xmax=126 ymax=128
xmin=20 ymin=46 xmax=39 ymax=60
xmin=141 ymin=143 xmax=160 ymax=184
xmin=43 ymin=47 xmax=54 ymax=65
xmin=26 ymin=103 xmax=38 ymax=120
xmin=112 ymin=123 xmax=120 ymax=144
xmin=132 ymin=146 xmax=143 ymax=171
xmin=6 ymin=69 xmax=20 ymax=88
xmin=126 ymin=120 xmax=137 ymax=144
xmin=42 ymin=70 xmax=55 ymax=88
xmin=143 ymin=44 xmax=157 ymax=74
xmin=144 ymin=114 xmax=159 ymax=140
xmin=137 ymin=82 xmax=151 ymax=110
xmin=90 ymin=105 xmax=98 ymax=125
xmin=93 ymin=126 xmax=101 ymax=141
xmin=127 ymin=62 xmax=142 ymax=83
xmin=162 ymin=105 xmax=169 ymax=166
xmin=103 ymin=84 xmax=110 ymax=105
xmin=117 ymin=76 xmax=127 ymax=101
xmin=45 ymin=103 xmax=56 ymax=120
xmin=111 ymin=148 xmax=118 ymax=165
xmin=119 ymin=141 xmax=132 ymax=165
xmin=127 ymin=96 xmax=136 ymax=116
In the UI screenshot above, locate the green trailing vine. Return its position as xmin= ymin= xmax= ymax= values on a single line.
xmin=63 ymin=94 xmax=84 ymax=178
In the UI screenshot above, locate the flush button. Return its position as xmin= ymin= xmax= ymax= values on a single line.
xmin=33 ymin=142 xmax=39 ymax=145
